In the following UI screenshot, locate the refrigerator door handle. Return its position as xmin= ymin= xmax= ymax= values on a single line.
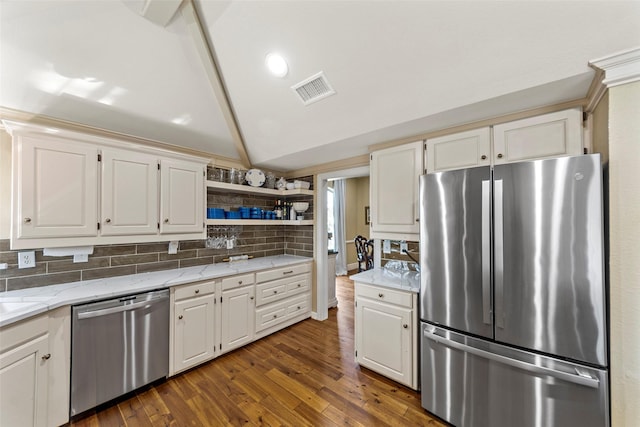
xmin=423 ymin=329 xmax=600 ymax=389
xmin=481 ymin=180 xmax=491 ymax=325
xmin=494 ymin=179 xmax=505 ymax=329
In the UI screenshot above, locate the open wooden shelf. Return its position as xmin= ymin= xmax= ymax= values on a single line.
xmin=206 ymin=180 xmax=313 ymax=197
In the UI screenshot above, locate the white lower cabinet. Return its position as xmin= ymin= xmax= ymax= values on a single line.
xmin=0 ymin=307 xmax=70 ymax=427
xmin=171 ymin=281 xmax=216 ymax=375
xmin=220 ymin=273 xmax=256 ymax=353
xmin=354 ymin=282 xmax=418 ymax=390
xmin=254 ymin=263 xmax=312 ymax=338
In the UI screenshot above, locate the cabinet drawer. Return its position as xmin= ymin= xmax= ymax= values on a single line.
xmin=286 ymin=274 xmax=310 ymax=295
xmin=286 ymin=294 xmax=310 ymax=316
xmin=255 ymin=306 xmax=287 ymax=332
xmin=255 ymin=282 xmax=288 ymax=307
xmin=355 ymin=283 xmax=413 ymax=308
xmin=256 ymin=263 xmax=311 ymax=283
xmin=174 ymin=281 xmax=215 ymax=301
xmin=221 ymin=273 xmax=255 ymax=290
xmin=255 ymin=273 xmax=310 ymax=307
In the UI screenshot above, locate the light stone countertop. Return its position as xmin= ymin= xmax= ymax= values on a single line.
xmin=0 ymin=255 xmax=312 ymax=328
xmin=349 ymin=268 xmax=420 ymax=293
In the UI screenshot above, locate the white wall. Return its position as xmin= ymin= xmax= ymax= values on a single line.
xmin=608 ymin=80 xmax=640 ymax=427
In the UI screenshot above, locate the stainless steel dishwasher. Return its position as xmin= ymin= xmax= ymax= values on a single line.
xmin=70 ymin=289 xmax=169 ymax=416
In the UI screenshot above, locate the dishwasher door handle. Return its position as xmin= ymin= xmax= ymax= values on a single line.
xmin=77 ymin=299 xmax=159 ymax=319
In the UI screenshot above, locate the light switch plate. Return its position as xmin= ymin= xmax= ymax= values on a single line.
xmin=400 ymin=241 xmax=408 ymax=253
xmin=18 ymin=251 xmax=36 ymax=269
xmin=168 ymin=241 xmax=179 ymax=255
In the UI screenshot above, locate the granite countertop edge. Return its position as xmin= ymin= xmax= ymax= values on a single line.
xmin=0 ymin=255 xmax=312 ymax=328
xmin=349 ymin=268 xmax=420 ymax=293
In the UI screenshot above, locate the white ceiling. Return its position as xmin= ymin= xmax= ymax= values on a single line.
xmin=1 ymin=1 xmax=639 ymax=171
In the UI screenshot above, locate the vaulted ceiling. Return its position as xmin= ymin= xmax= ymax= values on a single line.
xmin=1 ymin=1 xmax=639 ymax=171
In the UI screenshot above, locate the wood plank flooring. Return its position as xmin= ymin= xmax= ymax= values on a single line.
xmin=70 ymin=274 xmax=446 ymax=427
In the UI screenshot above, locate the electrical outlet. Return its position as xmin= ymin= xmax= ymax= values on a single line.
xmin=168 ymin=241 xmax=179 ymax=255
xmin=383 ymin=240 xmax=391 ymax=254
xmin=18 ymin=251 xmax=36 ymax=269
xmin=400 ymin=241 xmax=408 ymax=253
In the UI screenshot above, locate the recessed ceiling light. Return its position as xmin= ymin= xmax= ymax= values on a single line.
xmin=265 ymin=52 xmax=288 ymax=78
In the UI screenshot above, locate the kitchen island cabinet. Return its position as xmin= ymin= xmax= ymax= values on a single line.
xmin=0 ymin=307 xmax=70 ymax=427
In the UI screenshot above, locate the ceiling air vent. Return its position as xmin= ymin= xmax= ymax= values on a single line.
xmin=291 ymin=72 xmax=336 ymax=105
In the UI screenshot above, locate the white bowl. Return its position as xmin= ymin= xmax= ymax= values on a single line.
xmin=292 ymin=202 xmax=309 ymax=212
xmin=293 ymin=180 xmax=311 ymax=189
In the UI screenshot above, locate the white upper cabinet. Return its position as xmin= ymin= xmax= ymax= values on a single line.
xmin=425 ymin=128 xmax=491 ymax=173
xmin=101 ymin=148 xmax=159 ymax=236
xmin=160 ymin=159 xmax=205 ymax=234
xmin=425 ymin=108 xmax=583 ymax=173
xmin=4 ymin=120 xmax=208 ymax=249
xmin=492 ymin=108 xmax=583 ymax=164
xmin=15 ymin=135 xmax=99 ymax=240
xmin=370 ymin=140 xmax=423 ymax=240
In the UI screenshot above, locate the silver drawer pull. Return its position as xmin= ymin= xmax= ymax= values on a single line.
xmin=378 ymin=293 xmax=384 ymax=298
xmin=41 ymin=353 xmax=51 ymax=360
xmin=282 ymin=270 xmax=294 ymax=275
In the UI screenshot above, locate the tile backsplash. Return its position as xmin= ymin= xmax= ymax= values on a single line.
xmin=0 ymin=224 xmax=313 ymax=292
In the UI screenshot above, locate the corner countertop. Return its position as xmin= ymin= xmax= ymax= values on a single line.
xmin=349 ymin=268 xmax=420 ymax=293
xmin=0 ymin=255 xmax=312 ymax=328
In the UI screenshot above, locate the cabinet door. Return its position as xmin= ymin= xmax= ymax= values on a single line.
xmin=493 ymin=108 xmax=582 ymax=165
xmin=355 ymin=297 xmax=413 ymax=387
xmin=426 ymin=128 xmax=491 ymax=173
xmin=0 ymin=334 xmax=49 ymax=427
xmin=220 ymin=286 xmax=255 ymax=353
xmin=101 ymin=148 xmax=159 ymax=236
xmin=159 ymin=159 xmax=205 ymax=234
xmin=16 ymin=136 xmax=98 ymax=239
xmin=174 ymin=294 xmax=216 ymax=373
xmin=370 ymin=141 xmax=423 ymax=239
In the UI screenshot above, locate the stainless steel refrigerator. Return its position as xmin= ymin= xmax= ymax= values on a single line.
xmin=419 ymin=154 xmax=609 ymax=427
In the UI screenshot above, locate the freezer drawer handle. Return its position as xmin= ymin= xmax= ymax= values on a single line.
xmin=423 ymin=329 xmax=600 ymax=389
xmin=77 ymin=298 xmax=162 ymax=320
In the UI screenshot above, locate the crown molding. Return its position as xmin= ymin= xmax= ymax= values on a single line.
xmin=589 ymin=46 xmax=640 ymax=88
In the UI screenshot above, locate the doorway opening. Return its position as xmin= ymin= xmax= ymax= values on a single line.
xmin=313 ymin=166 xmax=369 ymax=321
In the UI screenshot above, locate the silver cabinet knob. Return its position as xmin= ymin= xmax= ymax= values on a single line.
xmin=105 ymin=218 xmax=111 ymax=223
xmin=41 ymin=353 xmax=51 ymax=360
xmin=164 ymin=218 xmax=169 ymax=223
xmin=497 ymin=153 xmax=503 ymax=159
xmin=178 ymin=315 xmax=183 ymax=320
xmin=273 ymin=314 xmax=277 ymax=319
xmin=273 ymin=290 xmax=278 ymax=294
xmin=250 ymin=296 xmax=254 ymax=300
xmin=378 ymin=293 xmax=384 ymax=298
xmin=481 ymin=155 xmax=487 ymax=160
xmin=195 ymin=289 xmax=200 ymax=294
xmin=403 ymin=324 xmax=408 ymax=329
xmin=238 ymin=280 xmax=243 ymax=285
xmin=24 ymin=217 xmax=31 ymax=224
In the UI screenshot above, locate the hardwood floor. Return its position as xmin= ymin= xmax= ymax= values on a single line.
xmin=70 ymin=274 xmax=446 ymax=427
